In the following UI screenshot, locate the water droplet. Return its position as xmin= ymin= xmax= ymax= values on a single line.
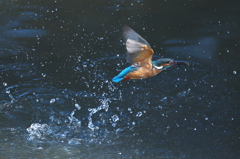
xmin=116 ymin=128 xmax=123 ymax=134
xmin=50 ymin=98 xmax=56 ymax=103
xmin=82 ymin=62 xmax=88 ymax=67
xmin=68 ymin=138 xmax=81 ymax=145
xmin=111 ymin=115 xmax=119 ymax=122
xmin=75 ymin=103 xmax=81 ymax=110
xmin=112 ymin=123 xmax=117 ymax=127
xmin=136 ymin=112 xmax=142 ymax=117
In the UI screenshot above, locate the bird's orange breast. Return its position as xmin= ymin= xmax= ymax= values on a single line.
xmin=124 ymin=67 xmax=162 ymax=79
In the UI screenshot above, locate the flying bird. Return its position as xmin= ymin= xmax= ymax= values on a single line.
xmin=112 ymin=26 xmax=190 ymax=82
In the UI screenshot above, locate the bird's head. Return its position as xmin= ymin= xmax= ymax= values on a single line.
xmin=152 ymin=58 xmax=190 ymax=70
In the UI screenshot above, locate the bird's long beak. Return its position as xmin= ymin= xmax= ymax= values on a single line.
xmin=171 ymin=61 xmax=191 ymax=66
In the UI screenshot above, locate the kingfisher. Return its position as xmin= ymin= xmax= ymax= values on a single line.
xmin=112 ymin=26 xmax=190 ymax=83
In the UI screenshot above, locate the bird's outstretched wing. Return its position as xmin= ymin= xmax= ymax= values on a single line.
xmin=122 ymin=26 xmax=154 ymax=66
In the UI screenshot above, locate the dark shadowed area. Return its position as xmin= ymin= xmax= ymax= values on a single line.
xmin=0 ymin=0 xmax=239 ymax=158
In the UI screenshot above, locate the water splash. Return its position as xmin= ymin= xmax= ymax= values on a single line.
xmin=88 ymin=97 xmax=111 ymax=131
xmin=68 ymin=109 xmax=81 ymax=127
xmin=26 ymin=123 xmax=50 ymax=140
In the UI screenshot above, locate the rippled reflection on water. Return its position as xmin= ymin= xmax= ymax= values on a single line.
xmin=0 ymin=0 xmax=240 ymax=158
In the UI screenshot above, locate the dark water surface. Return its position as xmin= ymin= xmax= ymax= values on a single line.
xmin=0 ymin=0 xmax=240 ymax=158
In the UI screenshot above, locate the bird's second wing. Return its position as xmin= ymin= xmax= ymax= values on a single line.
xmin=122 ymin=26 xmax=151 ymax=47
xmin=122 ymin=26 xmax=154 ymax=65
xmin=126 ymin=39 xmax=154 ymax=65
